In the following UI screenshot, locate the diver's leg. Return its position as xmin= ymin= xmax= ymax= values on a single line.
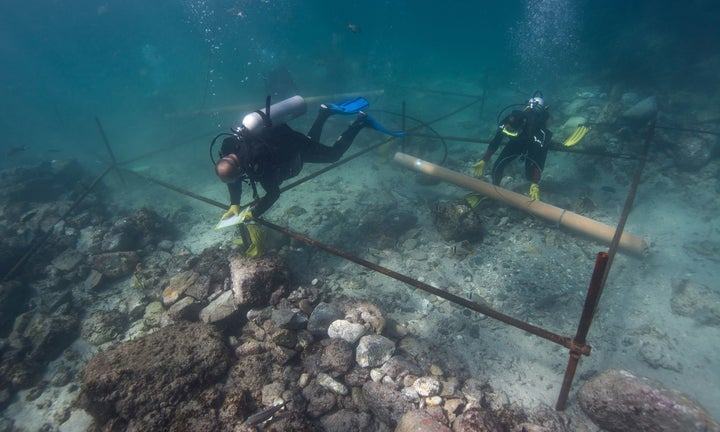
xmin=491 ymin=145 xmax=518 ymax=186
xmin=307 ymin=106 xmax=333 ymax=142
xmin=525 ymin=143 xmax=548 ymax=182
xmin=303 ymin=117 xmax=365 ymax=163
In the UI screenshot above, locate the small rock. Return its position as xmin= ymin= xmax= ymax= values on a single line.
xmin=320 ymin=338 xmax=354 ymax=377
xmin=162 ymin=271 xmax=198 ymax=306
xmin=83 ymin=270 xmax=103 ymax=291
xmin=143 ymin=301 xmax=164 ymax=329
xmin=167 ymin=297 xmax=203 ymax=322
xmin=307 ymin=302 xmax=344 ymax=337
xmin=425 ymin=396 xmax=443 ymax=406
xmin=356 ymin=334 xmax=395 ymax=368
xmin=199 ymin=290 xmax=236 ymax=324
xmin=317 ymin=372 xmax=349 ymax=396
xmin=81 ymin=310 xmax=128 ymax=346
xmin=51 ymin=249 xmax=84 ymax=272
xmin=413 ymin=376 xmax=442 ymax=397
xmin=327 ymin=319 xmax=366 ymax=343
xmin=271 ymin=308 xmax=308 ymax=330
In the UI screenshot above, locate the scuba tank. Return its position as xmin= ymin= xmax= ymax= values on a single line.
xmin=236 ymin=95 xmax=307 ymax=135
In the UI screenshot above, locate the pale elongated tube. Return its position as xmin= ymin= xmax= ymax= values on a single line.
xmin=393 ymin=152 xmax=650 ymax=257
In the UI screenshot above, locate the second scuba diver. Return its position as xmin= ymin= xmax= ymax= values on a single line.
xmin=473 ymin=92 xmax=552 ymax=201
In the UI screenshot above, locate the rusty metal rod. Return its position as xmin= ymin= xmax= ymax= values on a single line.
xmin=555 ymin=120 xmax=654 ymax=410
xmin=95 ymin=117 xmax=125 ymax=184
xmin=598 ymin=119 xmax=655 ymax=297
xmin=113 ymin=96 xmax=611 ymax=412
xmin=556 ymin=251 xmax=608 ymax=410
xmin=120 ymin=167 xmax=227 ymax=209
xmin=123 ymin=167 xmax=587 ymax=354
xmin=395 ymin=85 xmax=483 ymax=99
xmin=258 ymin=218 xmax=587 ymax=353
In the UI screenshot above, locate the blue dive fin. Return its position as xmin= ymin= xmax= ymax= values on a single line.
xmin=325 ymin=96 xmax=369 ymax=115
xmin=364 ymin=114 xmax=406 ymax=137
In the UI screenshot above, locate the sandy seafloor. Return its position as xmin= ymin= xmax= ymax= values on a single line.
xmin=4 ymin=76 xmax=720 ymax=430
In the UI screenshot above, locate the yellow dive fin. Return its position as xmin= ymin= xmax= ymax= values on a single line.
xmin=562 ymin=125 xmax=589 ymax=147
xmin=463 ymin=193 xmax=486 ymax=209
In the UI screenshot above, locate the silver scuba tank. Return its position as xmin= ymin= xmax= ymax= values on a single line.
xmin=238 ymin=95 xmax=307 ymax=135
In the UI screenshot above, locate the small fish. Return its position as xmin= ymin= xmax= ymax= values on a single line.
xmin=6 ymin=145 xmax=27 ymax=157
xmin=244 ymin=400 xmax=288 ymax=426
xmin=20 ymin=209 xmax=39 ymax=223
xmin=347 ymin=23 xmax=361 ymax=33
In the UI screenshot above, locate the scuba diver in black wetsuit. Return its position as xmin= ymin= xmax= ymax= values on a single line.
xmin=212 ymin=95 xmax=403 ymax=257
xmin=215 ymin=106 xmax=366 ymax=219
xmin=473 ymin=92 xmax=553 ymax=201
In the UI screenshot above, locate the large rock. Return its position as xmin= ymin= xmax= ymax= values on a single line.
xmin=320 ymin=409 xmax=376 ymax=432
xmin=81 ymin=321 xmax=231 ymax=430
xmin=621 ymin=96 xmax=658 ymax=122
xmin=430 ymin=199 xmax=484 ymax=242
xmin=657 ymin=130 xmax=717 ymax=171
xmin=578 ymin=369 xmax=720 ymax=432
xmin=452 ymin=405 xmax=503 ymax=432
xmin=396 ymin=410 xmax=452 ymax=432
xmin=1 ymin=310 xmax=79 ymax=392
xmin=362 ymin=381 xmax=413 ymax=426
xmin=90 ymin=251 xmax=139 ymax=279
xmin=229 ymin=253 xmax=290 ymax=307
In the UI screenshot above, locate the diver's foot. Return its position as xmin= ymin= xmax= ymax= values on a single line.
xmin=356 ymin=112 xmax=406 ymax=137
xmin=318 ymin=104 xmax=334 ymax=119
xmin=352 ymin=111 xmax=369 ymax=128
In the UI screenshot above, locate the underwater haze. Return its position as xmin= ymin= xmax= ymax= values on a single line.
xmin=2 ymin=0 xmax=718 ymax=165
xmin=2 ymin=0 xmax=720 ymax=429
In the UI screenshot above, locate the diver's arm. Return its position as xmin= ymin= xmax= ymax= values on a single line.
xmin=227 ymin=181 xmax=242 ymax=206
xmin=251 ymin=180 xmax=280 ymax=218
xmin=483 ymin=128 xmax=504 ymax=162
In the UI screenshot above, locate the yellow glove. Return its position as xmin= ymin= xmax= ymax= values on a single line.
xmin=472 ymin=160 xmax=486 ymax=177
xmin=238 ymin=207 xmax=253 ymax=223
xmin=221 ymin=204 xmax=239 ymax=221
xmin=529 ymin=183 xmax=540 ymax=201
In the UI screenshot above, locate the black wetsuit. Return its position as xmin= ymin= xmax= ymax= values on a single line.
xmin=482 ymin=107 xmax=553 ymax=185
xmin=221 ymin=110 xmax=364 ymax=217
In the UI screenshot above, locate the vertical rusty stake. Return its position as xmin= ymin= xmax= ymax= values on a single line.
xmin=95 ymin=117 xmax=125 ymax=185
xmin=556 ymin=251 xmax=609 ymax=410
